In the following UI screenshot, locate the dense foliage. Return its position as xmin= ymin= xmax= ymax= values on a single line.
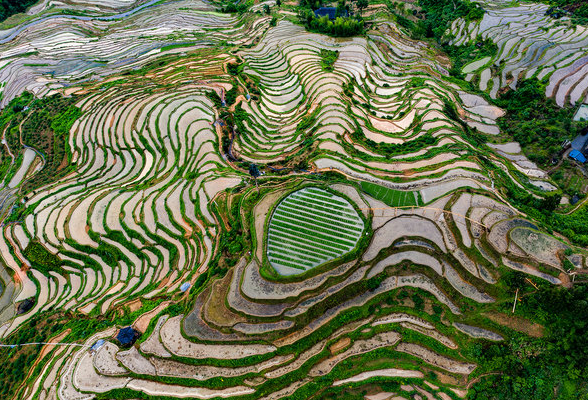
xmin=549 ymin=204 xmax=588 ymax=245
xmin=220 ymin=0 xmax=253 ymax=14
xmin=470 ymin=284 xmax=588 ymax=400
xmin=443 ymin=38 xmax=498 ymax=78
xmin=546 ymin=1 xmax=588 ymax=25
xmin=298 ymin=10 xmax=364 ymax=36
xmin=0 ymin=0 xmax=37 ymax=22
xmin=494 ymin=78 xmax=579 ymax=167
xmin=23 ymin=241 xmax=64 ymax=274
xmin=297 ymin=0 xmax=364 ymax=37
xmin=350 ymin=128 xmax=437 ymax=157
xmin=319 ymin=49 xmax=339 ymax=71
xmin=0 ymin=93 xmax=80 ymax=198
xmin=50 ymin=104 xmax=81 ymax=137
xmin=0 ymin=313 xmax=63 ymax=399
xmin=414 ymin=0 xmax=484 ymax=41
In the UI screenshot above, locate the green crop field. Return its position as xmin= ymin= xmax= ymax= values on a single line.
xmin=267 ymin=187 xmax=364 ymax=276
xmin=360 ymin=181 xmax=421 ymax=207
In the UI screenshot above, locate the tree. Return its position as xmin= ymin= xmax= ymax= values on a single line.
xmin=357 ymin=0 xmax=368 ymax=14
xmin=276 ymin=0 xmax=281 ymax=6
xmin=336 ymin=0 xmax=346 ymax=16
xmin=470 ymin=284 xmax=588 ymax=399
xmin=263 ymin=4 xmax=270 ymax=14
xmin=248 ymin=163 xmax=260 ymax=178
xmin=504 ymin=271 xmax=526 ymax=290
xmin=542 ymin=193 xmax=562 ymax=212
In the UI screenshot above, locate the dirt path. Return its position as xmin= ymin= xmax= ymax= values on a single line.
xmin=229 ymin=95 xmax=247 ymax=112
xmin=466 ymin=372 xmax=501 ymax=389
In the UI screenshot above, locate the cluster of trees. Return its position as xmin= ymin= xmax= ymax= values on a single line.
xmin=0 ymin=313 xmax=64 ymax=399
xmin=546 ymin=1 xmax=588 ymax=25
xmin=298 ymin=10 xmax=364 ymax=36
xmin=23 ymin=241 xmax=63 ymax=274
xmin=392 ymin=0 xmax=483 ymax=42
xmin=549 ymin=205 xmax=588 ymax=246
xmin=494 ymin=78 xmax=580 ymax=167
xmin=0 ymin=0 xmax=37 ymax=22
xmin=443 ymin=38 xmax=497 ymax=78
xmin=225 ymin=86 xmax=238 ymax=107
xmin=417 ymin=0 xmax=484 ymax=41
xmin=469 ymin=284 xmax=588 ymax=399
xmin=50 ymin=104 xmax=81 ymax=137
xmin=221 ymin=0 xmax=280 ymax=14
xmin=297 ymin=0 xmax=366 ymax=37
xmin=220 ymin=0 xmax=253 ymax=14
xmin=0 ymin=92 xmax=81 ymax=198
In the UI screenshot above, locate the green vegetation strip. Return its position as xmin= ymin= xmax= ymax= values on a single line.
xmin=360 ymin=181 xmax=420 ymax=207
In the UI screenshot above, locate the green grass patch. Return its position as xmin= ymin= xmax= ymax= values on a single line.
xmin=22 ymin=240 xmax=64 ymax=274
xmin=360 ymin=181 xmax=421 ymax=207
xmin=320 ymin=49 xmax=339 ymax=72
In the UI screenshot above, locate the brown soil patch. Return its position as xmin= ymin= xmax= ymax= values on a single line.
xmin=229 ymin=95 xmax=247 ymax=112
xmin=156 ymin=276 xmax=170 ymax=289
xmin=485 ymin=312 xmax=544 ymax=338
xmin=253 ymin=188 xmax=289 ymax=262
xmin=55 ymin=145 xmax=70 ymax=171
xmin=451 ymin=388 xmax=468 ymax=398
xmin=127 ymin=299 xmax=142 ymax=313
xmin=329 ymin=337 xmax=351 ymax=355
xmin=435 ymin=371 xmax=459 ymax=386
xmin=399 ymin=297 xmax=415 ymax=308
xmin=559 ymin=272 xmax=572 ymax=288
xmin=423 ymin=299 xmax=434 ymax=315
xmin=203 ymin=272 xmax=246 ymax=327
xmin=34 ymin=328 xmax=71 ymax=367
xmin=133 ymin=301 xmax=170 ymax=333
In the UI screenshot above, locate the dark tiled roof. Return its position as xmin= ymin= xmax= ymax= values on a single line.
xmin=314 ymin=7 xmax=347 ymax=19
xmin=117 ymin=326 xmax=138 ymax=345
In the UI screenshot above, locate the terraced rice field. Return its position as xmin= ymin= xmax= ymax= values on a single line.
xmin=450 ymin=1 xmax=588 ymax=104
xmin=0 ymin=1 xmax=585 ymax=400
xmin=267 ymin=187 xmax=364 ymax=275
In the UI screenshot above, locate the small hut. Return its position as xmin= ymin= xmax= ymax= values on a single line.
xmin=117 ymin=327 xmax=139 ymax=347
xmin=569 ymin=149 xmax=586 ymax=163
